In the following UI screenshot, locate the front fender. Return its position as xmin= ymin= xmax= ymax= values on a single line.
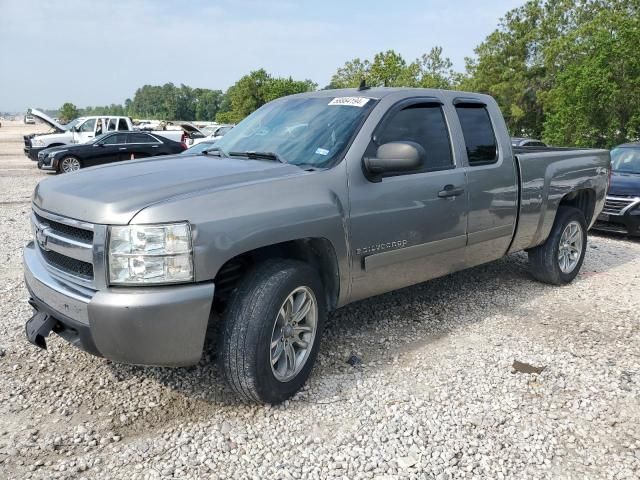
xmin=130 ymin=164 xmax=351 ymax=305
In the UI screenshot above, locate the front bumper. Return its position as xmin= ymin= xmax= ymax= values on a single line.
xmin=36 ymin=153 xmax=56 ymax=171
xmin=23 ymin=241 xmax=215 ymax=366
xmin=25 ymin=146 xmax=45 ymax=161
xmin=594 ymin=212 xmax=640 ymax=237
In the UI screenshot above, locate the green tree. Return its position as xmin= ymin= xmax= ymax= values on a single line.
xmin=216 ymin=70 xmax=316 ymax=123
xmin=416 ymin=47 xmax=456 ymax=89
xmin=58 ymin=102 xmax=80 ymax=122
xmin=329 ymin=47 xmax=455 ymax=89
xmin=328 ymin=58 xmax=370 ymax=88
xmin=541 ymin=0 xmax=640 ymax=147
xmin=462 ymin=0 xmax=550 ymax=137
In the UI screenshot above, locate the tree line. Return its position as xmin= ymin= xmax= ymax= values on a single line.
xmin=58 ymin=0 xmax=639 ymax=148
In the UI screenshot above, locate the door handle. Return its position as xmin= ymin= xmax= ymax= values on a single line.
xmin=438 ymin=184 xmax=465 ymax=198
xmin=118 ymin=147 xmax=127 ymax=150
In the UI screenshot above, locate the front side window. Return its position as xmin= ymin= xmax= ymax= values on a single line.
xmin=108 ymin=118 xmax=118 ymax=131
xmin=455 ymin=105 xmax=498 ymax=165
xmin=128 ymin=133 xmax=157 ymax=144
xmin=78 ymin=119 xmax=96 ymax=133
xmin=118 ymin=118 xmax=129 ymax=131
xmin=375 ymin=103 xmax=453 ymax=171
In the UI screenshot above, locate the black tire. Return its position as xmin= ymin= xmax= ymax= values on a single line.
xmin=57 ymin=156 xmax=82 ymax=174
xmin=528 ymin=206 xmax=588 ymax=285
xmin=220 ymin=259 xmax=326 ymax=404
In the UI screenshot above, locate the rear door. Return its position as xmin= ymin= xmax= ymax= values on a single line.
xmin=348 ymin=98 xmax=468 ymax=301
xmin=124 ymin=132 xmax=163 ymax=160
xmin=453 ymin=99 xmax=518 ymax=267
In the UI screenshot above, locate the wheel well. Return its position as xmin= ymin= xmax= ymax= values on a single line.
xmin=559 ymin=189 xmax=596 ymax=224
xmin=212 ymin=238 xmax=340 ymax=315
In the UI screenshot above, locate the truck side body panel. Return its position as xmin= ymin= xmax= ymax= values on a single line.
xmin=508 ymin=149 xmax=610 ymax=253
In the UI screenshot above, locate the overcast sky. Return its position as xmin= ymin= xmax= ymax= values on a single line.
xmin=0 ymin=0 xmax=523 ymax=112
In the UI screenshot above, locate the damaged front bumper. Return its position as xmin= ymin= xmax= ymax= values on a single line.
xmin=23 ymin=241 xmax=215 ymax=366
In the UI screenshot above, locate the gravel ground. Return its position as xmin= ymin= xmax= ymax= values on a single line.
xmin=0 ymin=121 xmax=639 ymax=479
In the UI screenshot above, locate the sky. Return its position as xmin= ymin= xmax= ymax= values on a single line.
xmin=0 ymin=0 xmax=524 ymax=112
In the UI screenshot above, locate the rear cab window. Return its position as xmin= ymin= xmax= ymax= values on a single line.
xmin=455 ymin=103 xmax=498 ymax=165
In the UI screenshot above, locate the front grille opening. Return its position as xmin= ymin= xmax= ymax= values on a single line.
xmin=41 ymin=249 xmax=94 ymax=280
xmin=34 ymin=212 xmax=93 ymax=243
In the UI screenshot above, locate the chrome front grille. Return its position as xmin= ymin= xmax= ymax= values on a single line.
xmin=31 ymin=205 xmax=107 ymax=289
xmin=33 ymin=211 xmax=94 ymax=243
xmin=602 ymin=196 xmax=640 ymax=216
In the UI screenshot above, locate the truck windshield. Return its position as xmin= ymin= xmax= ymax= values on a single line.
xmin=213 ymin=96 xmax=376 ymax=169
xmin=611 ymin=147 xmax=640 ymax=174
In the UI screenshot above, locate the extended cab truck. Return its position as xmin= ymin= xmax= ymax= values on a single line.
xmin=24 ymin=109 xmax=201 ymax=160
xmin=23 ymin=88 xmax=610 ymax=404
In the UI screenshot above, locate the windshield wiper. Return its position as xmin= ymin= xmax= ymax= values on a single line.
xmin=229 ymin=151 xmax=285 ymax=163
xmin=201 ymin=147 xmax=225 ymax=157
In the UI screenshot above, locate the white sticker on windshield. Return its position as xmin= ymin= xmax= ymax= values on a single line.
xmin=315 ymin=147 xmax=329 ymax=156
xmin=328 ymin=97 xmax=370 ymax=107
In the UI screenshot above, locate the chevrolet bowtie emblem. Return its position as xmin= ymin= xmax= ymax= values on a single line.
xmin=35 ymin=225 xmax=51 ymax=251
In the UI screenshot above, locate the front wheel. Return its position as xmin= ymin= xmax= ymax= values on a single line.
xmin=220 ymin=259 xmax=326 ymax=403
xmin=528 ymin=206 xmax=588 ymax=285
xmin=58 ymin=156 xmax=82 ymax=174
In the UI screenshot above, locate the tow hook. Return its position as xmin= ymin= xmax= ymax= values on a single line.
xmin=25 ymin=300 xmax=57 ymax=349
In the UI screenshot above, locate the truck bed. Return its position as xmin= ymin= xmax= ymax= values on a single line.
xmin=508 ymin=147 xmax=610 ymax=254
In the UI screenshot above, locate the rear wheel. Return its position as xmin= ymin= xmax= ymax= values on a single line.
xmin=528 ymin=206 xmax=587 ymax=285
xmin=220 ymin=259 xmax=326 ymax=404
xmin=58 ymin=156 xmax=82 ymax=174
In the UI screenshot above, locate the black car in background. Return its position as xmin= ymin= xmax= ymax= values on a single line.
xmin=511 ymin=137 xmax=547 ymax=147
xmin=38 ymin=131 xmax=186 ymax=173
xmin=595 ymin=142 xmax=640 ymax=237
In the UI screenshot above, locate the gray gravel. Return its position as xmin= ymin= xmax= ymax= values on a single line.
xmin=1 ymin=121 xmax=639 ymax=479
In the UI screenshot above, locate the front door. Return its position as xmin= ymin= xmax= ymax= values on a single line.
xmin=76 ymin=118 xmax=96 ymax=143
xmin=88 ymin=132 xmax=127 ymax=166
xmin=348 ymin=99 xmax=468 ymax=301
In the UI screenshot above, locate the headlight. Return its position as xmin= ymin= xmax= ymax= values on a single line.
xmin=108 ymin=223 xmax=193 ymax=285
xmin=48 ymin=150 xmax=64 ymax=158
xmin=32 ymin=138 xmax=44 ymax=147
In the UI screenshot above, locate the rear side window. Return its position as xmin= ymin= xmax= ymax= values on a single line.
xmin=376 ymin=103 xmax=453 ymax=171
xmin=117 ymin=118 xmax=129 ymax=131
xmin=108 ymin=118 xmax=118 ymax=131
xmin=101 ymin=133 xmax=127 ymax=145
xmin=128 ymin=133 xmax=157 ymax=144
xmin=455 ymin=105 xmax=498 ymax=165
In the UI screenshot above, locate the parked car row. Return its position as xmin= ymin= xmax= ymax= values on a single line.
xmin=23 ymin=109 xmax=233 ymax=173
xmin=37 ymin=132 xmax=186 ymax=173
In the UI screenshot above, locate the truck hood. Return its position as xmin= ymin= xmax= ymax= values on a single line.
xmin=609 ymin=171 xmax=640 ymax=197
xmin=29 ymin=108 xmax=69 ymax=132
xmin=32 ymin=155 xmax=306 ymax=224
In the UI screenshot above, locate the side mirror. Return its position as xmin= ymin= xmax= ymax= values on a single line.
xmin=363 ymin=141 xmax=425 ymax=179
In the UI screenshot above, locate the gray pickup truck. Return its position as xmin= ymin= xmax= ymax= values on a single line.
xmin=24 ymin=88 xmax=610 ymax=403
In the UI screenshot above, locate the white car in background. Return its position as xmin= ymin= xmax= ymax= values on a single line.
xmin=191 ymin=124 xmax=233 ymax=146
